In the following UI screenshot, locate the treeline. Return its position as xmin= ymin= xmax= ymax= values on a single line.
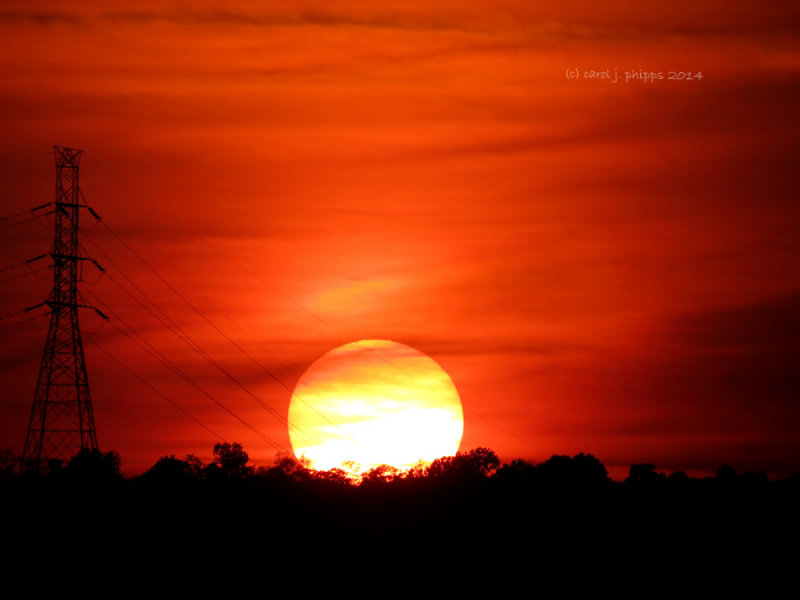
xmin=0 ymin=443 xmax=800 ymax=492
xmin=2 ymin=442 xmax=797 ymax=493
xmin=2 ymin=443 xmax=798 ymax=560
xmin=3 ymin=443 xmax=798 ymax=519
xmin=0 ymin=443 xmax=512 ymax=491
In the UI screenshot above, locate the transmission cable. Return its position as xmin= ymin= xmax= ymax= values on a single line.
xmin=80 ymin=233 xmax=319 ymax=447
xmin=82 ymin=288 xmax=285 ymax=452
xmin=82 ymin=227 xmax=341 ymax=446
xmin=85 ymin=331 xmax=225 ymax=443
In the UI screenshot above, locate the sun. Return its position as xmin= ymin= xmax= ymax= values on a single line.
xmin=288 ymin=339 xmax=464 ymax=475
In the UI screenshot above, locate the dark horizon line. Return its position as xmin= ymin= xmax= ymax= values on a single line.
xmin=4 ymin=444 xmax=798 ymax=484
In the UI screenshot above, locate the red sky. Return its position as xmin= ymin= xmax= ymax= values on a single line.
xmin=1 ymin=0 xmax=798 ymax=478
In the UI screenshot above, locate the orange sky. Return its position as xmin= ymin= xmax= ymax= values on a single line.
xmin=1 ymin=1 xmax=798 ymax=478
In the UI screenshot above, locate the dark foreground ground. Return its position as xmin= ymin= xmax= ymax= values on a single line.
xmin=2 ymin=448 xmax=797 ymax=585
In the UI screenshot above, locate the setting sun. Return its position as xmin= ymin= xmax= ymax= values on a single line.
xmin=288 ymin=340 xmax=463 ymax=475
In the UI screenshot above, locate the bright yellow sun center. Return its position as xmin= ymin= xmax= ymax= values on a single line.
xmin=288 ymin=339 xmax=464 ymax=476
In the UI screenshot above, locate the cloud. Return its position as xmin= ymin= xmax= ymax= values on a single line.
xmin=675 ymin=291 xmax=800 ymax=351
xmin=4 ymin=1 xmax=796 ymax=41
xmin=108 ymin=9 xmax=472 ymax=32
xmin=0 ymin=10 xmax=85 ymax=26
xmin=639 ymin=293 xmax=800 ymax=451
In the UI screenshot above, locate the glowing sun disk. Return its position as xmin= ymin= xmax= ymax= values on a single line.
xmin=288 ymin=339 xmax=464 ymax=475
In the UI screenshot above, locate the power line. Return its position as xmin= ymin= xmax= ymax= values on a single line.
xmin=79 ymin=159 xmax=465 ymax=449
xmin=0 ymin=266 xmax=49 ymax=285
xmin=84 ymin=331 xmax=225 ymax=443
xmin=0 ymin=307 xmax=38 ymax=323
xmin=82 ymin=288 xmax=285 ymax=452
xmin=0 ymin=258 xmax=43 ymax=275
xmin=0 ymin=212 xmax=46 ymax=231
xmin=80 ymin=155 xmax=518 ymax=458
xmin=81 ymin=225 xmax=341 ymax=446
xmin=84 ymin=155 xmax=338 ymax=333
xmin=80 ymin=232 xmax=315 ymax=447
xmin=0 ymin=311 xmax=47 ymax=334
xmin=0 ymin=203 xmax=51 ymax=224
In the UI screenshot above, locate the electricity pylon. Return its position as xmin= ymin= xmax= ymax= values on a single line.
xmin=21 ymin=146 xmax=100 ymax=472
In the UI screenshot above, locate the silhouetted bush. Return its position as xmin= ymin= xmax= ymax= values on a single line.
xmin=426 ymin=447 xmax=500 ymax=485
xmin=209 ymin=442 xmax=253 ymax=479
xmin=625 ymin=463 xmax=666 ymax=488
xmin=533 ymin=452 xmax=610 ymax=491
xmin=256 ymin=453 xmax=312 ymax=484
xmin=64 ymin=448 xmax=122 ymax=484
xmin=139 ymin=454 xmax=201 ymax=486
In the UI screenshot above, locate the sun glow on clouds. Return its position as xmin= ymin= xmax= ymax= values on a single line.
xmin=308 ymin=277 xmax=404 ymax=314
xmin=288 ymin=339 xmax=464 ymax=475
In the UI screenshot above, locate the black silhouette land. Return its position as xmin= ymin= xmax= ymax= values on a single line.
xmin=2 ymin=443 xmax=797 ymax=579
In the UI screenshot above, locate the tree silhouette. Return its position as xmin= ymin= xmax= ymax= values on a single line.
xmin=184 ymin=453 xmax=205 ymax=478
xmin=140 ymin=455 xmax=200 ymax=485
xmin=536 ymin=453 xmax=609 ymax=489
xmin=715 ymin=464 xmax=737 ymax=483
xmin=0 ymin=449 xmax=17 ymax=479
xmin=64 ymin=448 xmax=123 ymax=484
xmin=493 ymin=458 xmax=537 ymax=489
xmin=426 ymin=447 xmax=500 ymax=484
xmin=312 ymin=467 xmax=353 ymax=486
xmin=258 ymin=454 xmax=312 ymax=483
xmin=360 ymin=464 xmax=402 ymax=485
xmin=626 ymin=463 xmax=666 ymax=488
xmin=211 ymin=442 xmax=253 ymax=479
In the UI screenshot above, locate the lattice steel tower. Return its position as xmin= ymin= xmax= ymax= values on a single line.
xmin=22 ymin=146 xmax=98 ymax=471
